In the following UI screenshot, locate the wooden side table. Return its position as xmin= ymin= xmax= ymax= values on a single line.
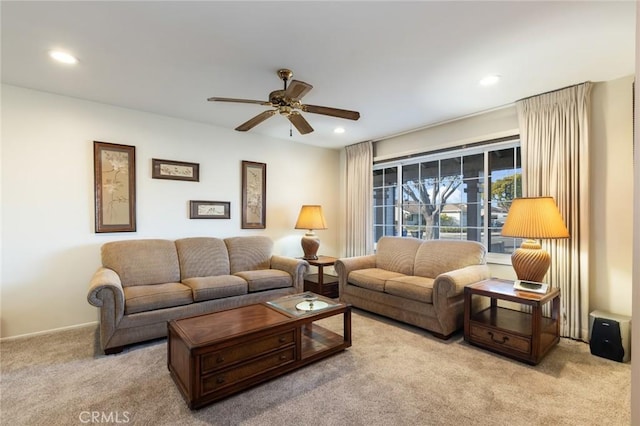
xmin=463 ymin=278 xmax=560 ymax=365
xmin=303 ymin=255 xmax=339 ymax=298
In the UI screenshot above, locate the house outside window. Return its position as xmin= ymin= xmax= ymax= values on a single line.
xmin=373 ymin=138 xmax=521 ymax=259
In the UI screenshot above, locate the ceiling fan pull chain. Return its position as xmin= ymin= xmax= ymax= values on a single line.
xmin=290 ymin=123 xmax=293 ymax=137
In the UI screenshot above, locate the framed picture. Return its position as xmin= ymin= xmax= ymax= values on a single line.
xmin=241 ymin=160 xmax=266 ymax=229
xmin=93 ymin=141 xmax=136 ymax=233
xmin=189 ymin=200 xmax=230 ymax=219
xmin=152 ymin=158 xmax=199 ymax=182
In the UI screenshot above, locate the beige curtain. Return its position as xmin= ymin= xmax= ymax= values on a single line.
xmin=345 ymin=141 xmax=373 ymax=256
xmin=516 ymin=82 xmax=592 ymax=340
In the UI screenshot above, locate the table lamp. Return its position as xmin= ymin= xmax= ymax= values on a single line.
xmin=295 ymin=205 xmax=327 ymax=260
xmin=500 ymin=197 xmax=569 ymax=284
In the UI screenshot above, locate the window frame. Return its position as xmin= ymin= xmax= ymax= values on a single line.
xmin=372 ymin=137 xmax=521 ymax=264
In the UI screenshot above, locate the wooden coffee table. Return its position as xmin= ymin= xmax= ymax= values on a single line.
xmin=167 ymin=293 xmax=351 ymax=409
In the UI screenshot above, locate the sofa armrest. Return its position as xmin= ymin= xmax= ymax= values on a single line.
xmin=432 ymin=264 xmax=491 ymax=337
xmin=270 ymin=255 xmax=309 ymax=292
xmin=87 ymin=267 xmax=126 ymax=350
xmin=88 ymin=267 xmax=124 ymax=307
xmin=433 ymin=264 xmax=492 ymax=299
xmin=334 ymin=255 xmax=377 ymax=297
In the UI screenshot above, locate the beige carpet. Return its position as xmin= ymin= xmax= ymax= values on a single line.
xmin=0 ymin=310 xmax=631 ymax=425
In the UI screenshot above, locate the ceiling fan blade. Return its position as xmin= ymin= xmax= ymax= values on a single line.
xmin=287 ymin=112 xmax=314 ymax=135
xmin=208 ymin=97 xmax=271 ymax=106
xmin=235 ymin=110 xmax=277 ymax=132
xmin=284 ymin=80 xmax=313 ymax=100
xmin=301 ymin=104 xmax=360 ymax=121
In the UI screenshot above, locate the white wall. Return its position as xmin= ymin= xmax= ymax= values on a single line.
xmin=373 ymin=77 xmax=634 ymax=317
xmin=632 ymin=5 xmax=639 ymax=423
xmin=0 ymin=84 xmax=341 ymax=338
xmin=590 ymin=75 xmax=634 ymax=317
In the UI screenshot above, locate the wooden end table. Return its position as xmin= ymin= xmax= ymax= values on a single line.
xmin=303 ymin=255 xmax=339 ymax=298
xmin=463 ymin=278 xmax=560 ymax=365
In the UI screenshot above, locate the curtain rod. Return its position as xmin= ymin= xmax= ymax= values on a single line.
xmin=359 ymin=81 xmax=588 ymax=148
xmin=517 ymin=81 xmax=590 ymax=102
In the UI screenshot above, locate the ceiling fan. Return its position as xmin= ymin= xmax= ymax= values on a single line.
xmin=207 ymin=69 xmax=360 ymax=135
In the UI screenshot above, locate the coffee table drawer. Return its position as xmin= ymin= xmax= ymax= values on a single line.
xmin=470 ymin=324 xmax=531 ymax=354
xmin=201 ymin=347 xmax=295 ymax=394
xmin=200 ymin=329 xmax=295 ymax=374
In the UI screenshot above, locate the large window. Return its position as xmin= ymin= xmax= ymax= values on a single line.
xmin=373 ymin=139 xmax=521 ymax=256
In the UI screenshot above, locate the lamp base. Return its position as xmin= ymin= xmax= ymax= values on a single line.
xmin=301 ymin=233 xmax=320 ymax=260
xmin=511 ymin=240 xmax=551 ymax=283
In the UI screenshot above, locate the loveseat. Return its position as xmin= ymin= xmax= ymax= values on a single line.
xmin=88 ymin=236 xmax=307 ymax=354
xmin=335 ymin=236 xmax=490 ymax=338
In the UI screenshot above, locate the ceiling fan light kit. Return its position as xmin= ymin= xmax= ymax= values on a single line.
xmin=208 ymin=68 xmax=360 ymax=135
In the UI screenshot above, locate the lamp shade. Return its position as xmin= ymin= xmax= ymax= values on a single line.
xmin=295 ymin=205 xmax=327 ymax=260
xmin=295 ymin=205 xmax=327 ymax=231
xmin=501 ymin=197 xmax=569 ymax=283
xmin=501 ymin=197 xmax=569 ymax=239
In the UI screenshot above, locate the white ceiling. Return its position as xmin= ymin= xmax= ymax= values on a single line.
xmin=1 ymin=1 xmax=635 ymax=149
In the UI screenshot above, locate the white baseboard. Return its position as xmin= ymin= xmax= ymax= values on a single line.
xmin=0 ymin=321 xmax=98 ymax=342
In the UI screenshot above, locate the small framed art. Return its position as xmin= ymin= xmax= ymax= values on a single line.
xmin=152 ymin=158 xmax=199 ymax=182
xmin=93 ymin=141 xmax=136 ymax=233
xmin=241 ymin=160 xmax=266 ymax=229
xmin=189 ymin=200 xmax=230 ymax=219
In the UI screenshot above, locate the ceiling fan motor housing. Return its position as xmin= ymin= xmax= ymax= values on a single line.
xmin=269 ymin=90 xmax=287 ymax=106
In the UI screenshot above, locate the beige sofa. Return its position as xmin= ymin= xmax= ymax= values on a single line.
xmin=88 ymin=236 xmax=307 ymax=354
xmin=335 ymin=236 xmax=490 ymax=338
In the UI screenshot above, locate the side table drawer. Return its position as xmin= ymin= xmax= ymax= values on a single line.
xmin=470 ymin=324 xmax=531 ymax=354
xmin=201 ymin=329 xmax=295 ymax=373
xmin=201 ymin=347 xmax=295 ymax=394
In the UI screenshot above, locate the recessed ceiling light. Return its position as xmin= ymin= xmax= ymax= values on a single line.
xmin=49 ymin=50 xmax=78 ymax=65
xmin=334 ymin=127 xmax=345 ymax=134
xmin=479 ymin=74 xmax=500 ymax=86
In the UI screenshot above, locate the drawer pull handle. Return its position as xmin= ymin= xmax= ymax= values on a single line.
xmin=216 ymin=356 xmax=224 ymax=363
xmin=216 ymin=376 xmax=225 ymax=384
xmin=488 ymin=331 xmax=509 ymax=344
xmin=279 ymin=354 xmax=288 ymax=361
xmin=279 ymin=336 xmax=287 ymax=343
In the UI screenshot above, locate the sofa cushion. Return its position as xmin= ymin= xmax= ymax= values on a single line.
xmin=182 ymin=275 xmax=248 ymax=302
xmin=234 ymin=269 xmax=292 ymax=292
xmin=225 ymin=236 xmax=272 ymax=274
xmin=384 ymin=276 xmax=435 ymax=303
xmin=102 ymin=239 xmax=180 ymax=287
xmin=123 ymin=283 xmax=193 ymax=315
xmin=175 ymin=237 xmax=230 ymax=279
xmin=414 ymin=240 xmax=487 ymax=278
xmin=375 ymin=236 xmax=423 ymax=275
xmin=348 ymin=268 xmax=406 ymax=292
